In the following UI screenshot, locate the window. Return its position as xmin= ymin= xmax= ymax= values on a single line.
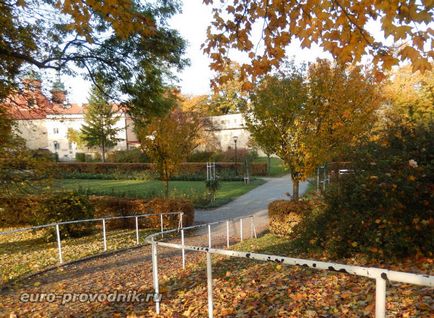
xmin=68 ymin=142 xmax=73 ymax=150
xmin=53 ymin=141 xmax=60 ymax=151
xmin=53 ymin=128 xmax=59 ymax=134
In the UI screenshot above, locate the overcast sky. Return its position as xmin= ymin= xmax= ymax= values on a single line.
xmin=66 ymin=0 xmax=330 ymax=104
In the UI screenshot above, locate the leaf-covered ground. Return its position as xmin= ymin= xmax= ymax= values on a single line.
xmin=1 ymin=231 xmax=432 ymax=317
xmin=0 ymin=226 xmax=157 ymax=284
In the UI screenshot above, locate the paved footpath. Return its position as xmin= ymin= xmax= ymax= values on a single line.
xmin=195 ymin=175 xmax=308 ymax=235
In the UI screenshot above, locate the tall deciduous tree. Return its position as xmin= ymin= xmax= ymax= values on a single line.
xmin=306 ymin=60 xmax=381 ymax=162
xmin=204 ymin=0 xmax=433 ymax=87
xmin=80 ymin=83 xmax=122 ymax=162
xmin=0 ymin=0 xmax=187 ymax=118
xmin=245 ymin=60 xmax=380 ymax=199
xmin=246 ymin=62 xmax=308 ymax=199
xmin=136 ymin=108 xmax=205 ymax=197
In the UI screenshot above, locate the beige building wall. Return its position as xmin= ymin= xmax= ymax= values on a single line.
xmin=207 ymin=113 xmax=251 ymax=150
xmin=15 ymin=119 xmax=48 ymax=149
xmin=46 ymin=112 xmax=129 ymax=161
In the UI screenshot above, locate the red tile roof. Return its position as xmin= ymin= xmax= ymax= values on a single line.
xmin=2 ymin=84 xmax=124 ymax=120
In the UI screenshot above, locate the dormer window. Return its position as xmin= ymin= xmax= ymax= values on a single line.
xmin=53 ymin=128 xmax=59 ymax=134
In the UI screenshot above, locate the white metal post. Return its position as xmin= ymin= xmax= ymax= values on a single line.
xmin=375 ymin=277 xmax=386 ymax=318
xmin=208 ymin=224 xmax=212 ymax=248
xmin=226 ymin=220 xmax=230 ymax=248
xmin=179 ymin=212 xmax=184 ymax=229
xmin=252 ymin=216 xmax=257 ymax=239
xmin=206 ymin=252 xmax=214 ymax=318
xmin=102 ymin=218 xmax=107 ymax=251
xmin=55 ymin=224 xmax=63 ymax=264
xmin=160 ymin=214 xmax=164 ymax=238
xmin=181 ymin=229 xmax=185 ymax=269
xmin=135 ymin=216 xmax=139 ymax=245
xmin=316 ymin=167 xmax=320 ymax=192
xmin=151 ymin=239 xmax=160 ymax=314
xmin=240 ymin=218 xmax=243 ymax=241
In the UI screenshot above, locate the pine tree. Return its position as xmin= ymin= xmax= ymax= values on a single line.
xmin=81 ymin=84 xmax=121 ymax=162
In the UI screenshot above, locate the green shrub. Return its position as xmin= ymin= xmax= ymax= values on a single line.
xmin=187 ymin=151 xmax=215 ymax=162
xmin=213 ymin=148 xmax=259 ymax=162
xmin=107 ymin=148 xmax=148 ymax=163
xmin=205 ymin=179 xmax=220 ymax=202
xmin=291 ymin=124 xmax=434 ymax=259
xmin=75 ymin=152 xmax=86 ymax=162
xmin=30 ymin=149 xmax=56 ymax=161
xmin=268 ymin=200 xmax=313 ymax=236
xmin=33 ymin=192 xmax=95 ymax=241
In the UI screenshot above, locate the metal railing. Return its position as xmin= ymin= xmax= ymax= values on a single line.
xmin=1 ymin=211 xmax=184 ymax=266
xmin=145 ymin=215 xmax=434 ymax=318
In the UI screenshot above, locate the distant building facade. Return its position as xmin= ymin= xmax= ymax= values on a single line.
xmin=45 ymin=105 xmax=130 ymax=161
xmin=207 ymin=113 xmax=251 ymax=150
xmin=4 ymin=79 xmax=256 ymax=160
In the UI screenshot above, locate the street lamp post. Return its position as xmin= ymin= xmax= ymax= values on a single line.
xmin=233 ymin=136 xmax=238 ymax=176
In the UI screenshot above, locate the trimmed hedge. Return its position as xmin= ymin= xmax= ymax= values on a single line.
xmin=268 ymin=200 xmax=312 ymax=236
xmin=0 ymin=195 xmax=194 ymax=229
xmin=55 ymin=162 xmax=154 ymax=174
xmin=34 ymin=192 xmax=96 ymax=240
xmin=54 ymin=162 xmax=268 ymax=177
xmin=91 ymin=196 xmax=194 ymax=229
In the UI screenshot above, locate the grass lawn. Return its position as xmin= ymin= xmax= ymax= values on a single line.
xmin=0 ymin=226 xmax=157 ymax=285
xmin=254 ymin=157 xmax=289 ymax=177
xmin=58 ymin=179 xmax=266 ymax=208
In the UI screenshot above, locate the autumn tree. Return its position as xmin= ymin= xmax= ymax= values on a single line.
xmin=244 ymin=121 xmax=277 ymax=176
xmin=246 ymin=60 xmax=380 ymax=199
xmin=136 ymin=108 xmax=205 ymax=197
xmin=181 ymin=95 xmax=209 ymax=113
xmin=207 ymin=62 xmax=248 ymax=115
xmin=381 ymin=65 xmax=434 ymax=126
xmin=246 ymin=62 xmax=308 ymax=199
xmin=181 ymin=63 xmax=248 ymax=116
xmin=204 ymin=0 xmax=433 ymax=87
xmin=180 ymin=95 xmax=219 ymax=150
xmin=0 ymin=0 xmax=187 ymax=117
xmin=0 ymin=107 xmax=51 ymax=197
xmin=305 ymin=59 xmax=381 ymax=162
xmin=80 ymin=83 xmax=122 ymax=162
xmin=67 ymin=128 xmax=86 ymax=151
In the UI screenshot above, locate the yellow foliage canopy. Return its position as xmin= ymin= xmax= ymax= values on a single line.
xmin=204 ymin=0 xmax=433 ymax=88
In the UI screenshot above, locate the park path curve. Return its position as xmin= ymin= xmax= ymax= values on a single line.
xmin=195 ymin=175 xmax=309 ymax=231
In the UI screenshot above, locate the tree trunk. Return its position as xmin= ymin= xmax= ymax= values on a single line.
xmin=101 ymin=141 xmax=106 ymax=163
xmin=267 ymin=154 xmax=271 ymax=176
xmin=292 ymin=177 xmax=299 ymax=201
xmin=164 ymin=179 xmax=169 ymax=198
